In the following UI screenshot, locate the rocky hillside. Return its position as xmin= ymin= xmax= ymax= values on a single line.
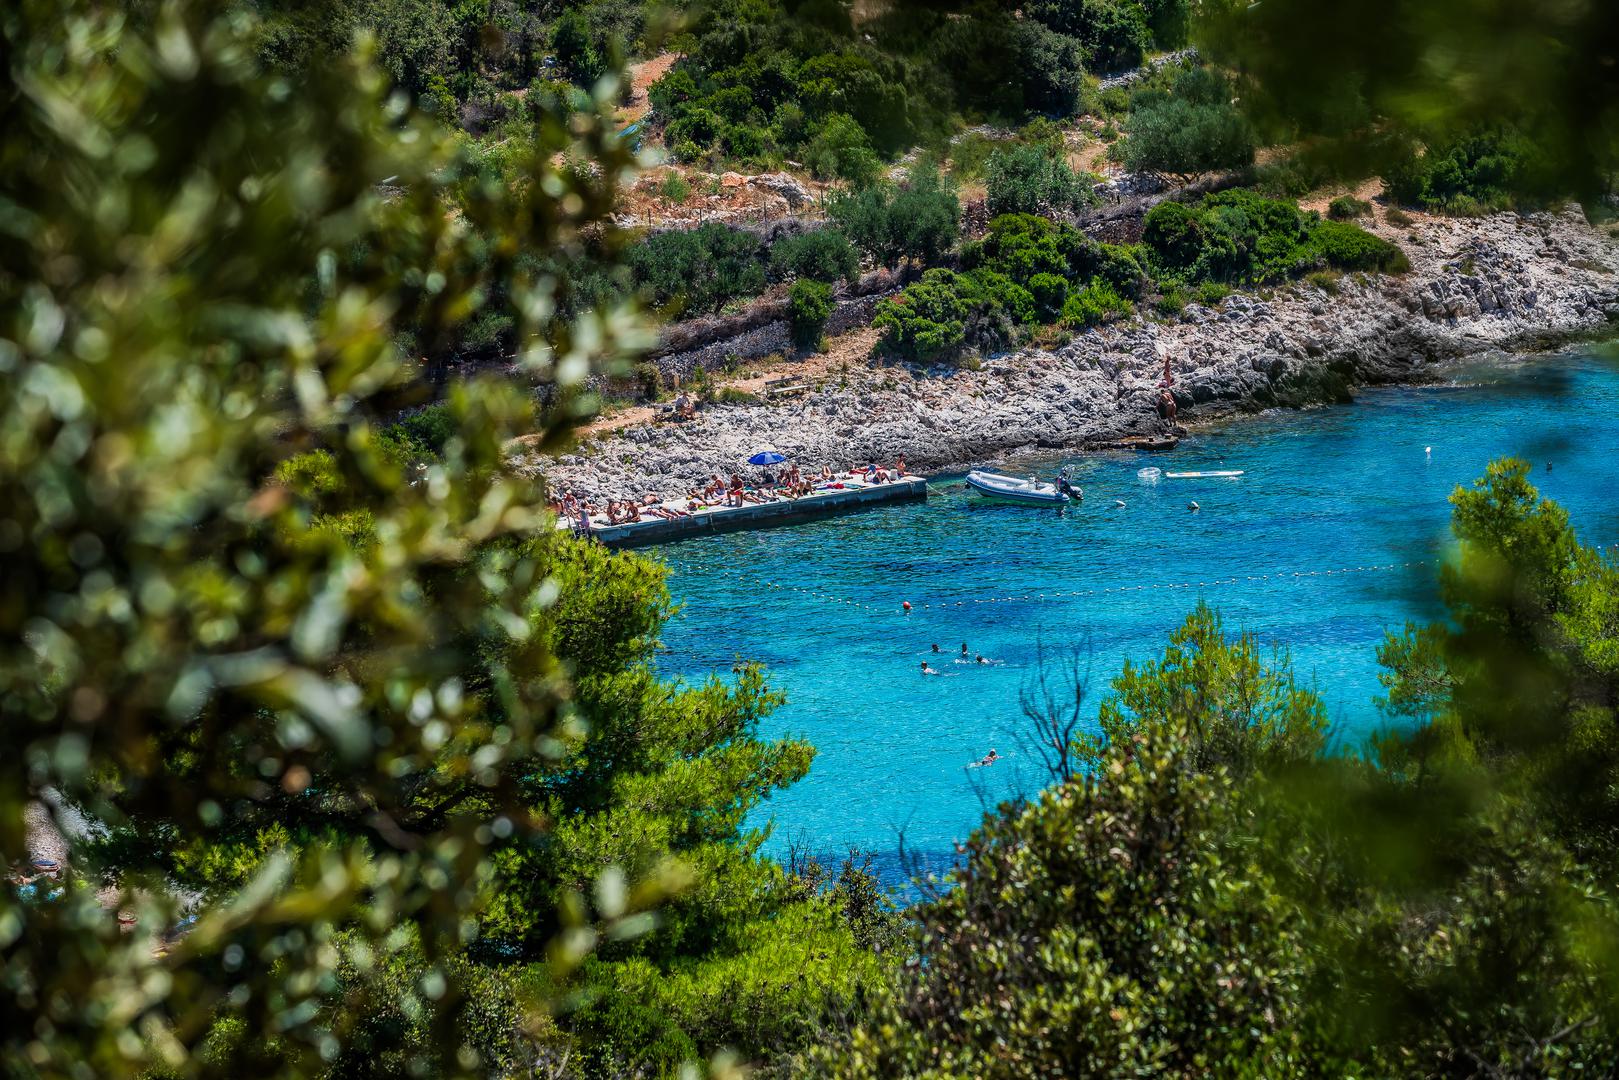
xmin=533 ymin=204 xmax=1619 ymax=502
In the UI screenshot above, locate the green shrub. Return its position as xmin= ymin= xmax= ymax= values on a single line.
xmin=1027 ymin=272 xmax=1070 ymax=321
xmin=1303 ymin=269 xmax=1341 ymax=294
xmin=985 ymin=144 xmax=1097 ymax=218
xmin=873 ymin=265 xmax=1028 ymax=362
xmin=959 ymin=269 xmax=1037 ymax=328
xmin=1095 ymin=242 xmax=1151 ymax=299
xmin=1385 ymin=206 xmax=1413 ymax=226
xmin=1384 ymin=129 xmax=1539 ymax=211
xmin=874 ymin=269 xmax=970 ymax=362
xmin=1194 ymin=280 xmax=1231 ymax=306
xmin=722 ymin=121 xmax=777 ymax=163
xmin=1062 ymin=278 xmax=1133 ymax=327
xmin=392 ymin=403 xmax=458 ymax=456
xmin=1142 ymin=201 xmax=1204 ymax=272
xmin=828 ymin=165 xmax=960 ymax=268
xmin=1154 ymin=286 xmax=1188 ymax=316
xmin=1143 ymin=189 xmax=1313 ymax=284
xmin=769 ymin=228 xmax=861 ymax=283
xmin=1311 ymin=220 xmax=1410 ymax=272
xmin=628 ymin=222 xmax=768 ymax=315
xmin=804 ymin=113 xmax=883 ymax=187
xmin=1027 ymin=0 xmax=1151 ymax=72
xmin=633 ymin=361 xmax=664 ymax=399
xmin=1327 ymin=194 xmax=1372 ymax=220
xmin=962 ymin=213 xmax=1095 ymax=286
xmin=1122 ymin=96 xmax=1255 ymax=179
xmin=788 ymin=278 xmax=834 ymax=349
xmin=659 ymin=172 xmax=692 ymax=204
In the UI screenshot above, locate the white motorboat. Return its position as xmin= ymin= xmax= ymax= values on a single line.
xmin=965 ymin=469 xmax=1071 ymax=506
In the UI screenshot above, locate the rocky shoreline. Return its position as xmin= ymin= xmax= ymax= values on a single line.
xmin=531 ymin=205 xmax=1619 ymax=503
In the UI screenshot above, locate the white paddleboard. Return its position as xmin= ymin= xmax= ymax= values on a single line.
xmin=1164 ymin=470 xmax=1245 ymax=478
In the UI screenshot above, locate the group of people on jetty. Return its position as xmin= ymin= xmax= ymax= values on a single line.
xmin=550 ymin=454 xmax=912 ymax=534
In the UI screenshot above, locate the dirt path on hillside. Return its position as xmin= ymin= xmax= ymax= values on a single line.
xmin=1300 ymin=175 xmax=1387 ymax=216
xmin=556 ymin=326 xmax=882 ymax=441
xmin=617 ymin=52 xmax=679 ymax=128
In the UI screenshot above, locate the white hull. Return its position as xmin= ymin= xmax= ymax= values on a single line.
xmin=965 ymin=470 xmax=1069 ymax=505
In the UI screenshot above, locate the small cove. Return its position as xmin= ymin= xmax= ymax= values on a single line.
xmin=651 ymin=347 xmax=1619 ymax=881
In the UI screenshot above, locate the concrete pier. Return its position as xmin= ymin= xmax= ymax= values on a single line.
xmin=586 ymin=476 xmax=928 ymax=549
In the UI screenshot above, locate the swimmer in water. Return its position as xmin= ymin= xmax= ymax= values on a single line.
xmin=976 ymin=654 xmax=990 ymax=665
xmin=979 ymin=748 xmax=999 ymax=766
xmin=921 ymin=661 xmax=938 ymax=675
xmin=932 ymin=643 xmax=941 ymax=653
xmin=960 ymin=643 xmax=969 ymax=658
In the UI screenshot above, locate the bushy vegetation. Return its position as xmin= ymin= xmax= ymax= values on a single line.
xmin=984 ymin=142 xmax=1099 ymax=219
xmin=627 ymin=222 xmax=768 ymax=316
xmin=1327 ymin=194 xmax=1372 ymax=219
xmin=1385 ymin=129 xmax=1543 ymax=212
xmin=1143 ymin=189 xmax=1407 ymax=285
xmin=874 ymin=213 xmax=1148 ymax=360
xmin=789 ymin=278 xmax=834 ymax=348
xmin=874 ymin=188 xmax=1408 ymax=361
xmin=650 ymin=0 xmax=1190 ymax=173
xmin=628 ymin=221 xmax=861 ymax=317
xmin=1122 ymin=66 xmax=1256 ymax=179
xmin=828 ymin=165 xmax=960 ymax=268
xmin=769 ymin=228 xmax=862 ymax=284
xmin=251 ymin=0 xmax=651 ymax=124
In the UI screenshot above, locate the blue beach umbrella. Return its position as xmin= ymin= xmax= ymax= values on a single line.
xmin=748 ymin=451 xmax=787 ymax=466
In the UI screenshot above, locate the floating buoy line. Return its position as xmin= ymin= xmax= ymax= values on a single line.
xmin=704 ymin=544 xmax=1619 ymax=616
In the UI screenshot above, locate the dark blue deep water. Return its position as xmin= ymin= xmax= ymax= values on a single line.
xmin=652 ymin=348 xmax=1619 ymax=878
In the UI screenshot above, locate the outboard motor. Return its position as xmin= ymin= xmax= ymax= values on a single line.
xmin=1057 ymin=467 xmax=1081 ymax=502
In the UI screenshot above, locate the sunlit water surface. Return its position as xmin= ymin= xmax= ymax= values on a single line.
xmin=651 ymin=348 xmax=1619 ymax=881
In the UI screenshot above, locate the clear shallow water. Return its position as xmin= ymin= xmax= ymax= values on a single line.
xmin=652 ymin=349 xmax=1619 ymax=878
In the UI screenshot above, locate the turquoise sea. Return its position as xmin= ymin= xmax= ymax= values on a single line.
xmin=652 ymin=348 xmax=1619 ymax=880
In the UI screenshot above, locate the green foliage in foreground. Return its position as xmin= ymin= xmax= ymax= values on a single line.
xmin=0 ymin=0 xmax=649 ymax=1072
xmin=824 ymin=461 xmax=1619 ymax=1077
xmin=1200 ymin=0 xmax=1619 ymax=201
